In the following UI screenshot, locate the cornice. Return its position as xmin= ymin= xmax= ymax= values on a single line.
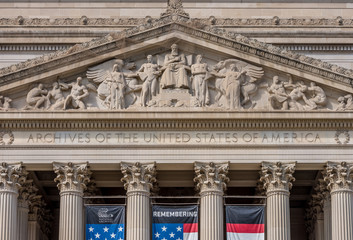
xmin=1 ymin=112 xmax=353 ymax=130
xmin=1 ymin=15 xmax=353 ymax=90
xmin=1 ymin=16 xmax=352 ymax=27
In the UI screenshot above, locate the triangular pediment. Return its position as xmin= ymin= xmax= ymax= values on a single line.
xmin=1 ymin=14 xmax=353 ymax=112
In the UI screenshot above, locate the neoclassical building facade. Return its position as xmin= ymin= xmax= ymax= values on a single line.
xmin=1 ymin=1 xmax=353 ymax=240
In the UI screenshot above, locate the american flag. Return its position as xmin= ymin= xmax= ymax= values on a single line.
xmin=86 ymin=224 xmax=124 ymax=240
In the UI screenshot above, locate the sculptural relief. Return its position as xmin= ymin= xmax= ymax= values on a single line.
xmin=23 ymin=84 xmax=50 ymax=110
xmin=268 ymin=75 xmax=328 ymax=111
xmin=211 ymin=59 xmax=264 ymax=109
xmin=3 ymin=43 xmax=351 ymax=112
xmin=63 ymin=77 xmax=89 ymax=110
xmin=191 ymin=55 xmax=210 ymax=107
xmin=160 ymin=44 xmax=189 ymax=89
xmin=0 ymin=96 xmax=12 ymax=111
xmin=138 ymin=55 xmax=161 ymax=107
xmin=335 ymin=94 xmax=353 ymax=111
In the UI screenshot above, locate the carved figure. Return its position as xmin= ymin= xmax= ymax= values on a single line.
xmin=88 ymin=59 xmax=138 ymax=110
xmin=211 ymin=59 xmax=264 ymax=108
xmin=287 ymin=81 xmax=308 ymax=110
xmin=160 ymin=44 xmax=189 ymax=89
xmin=0 ymin=96 xmax=12 ymax=111
xmin=214 ymin=64 xmax=247 ymax=110
xmin=138 ymin=55 xmax=161 ymax=107
xmin=344 ymin=94 xmax=353 ymax=110
xmin=336 ymin=96 xmax=346 ymax=111
xmin=191 ymin=55 xmax=210 ymax=107
xmin=63 ymin=77 xmax=89 ymax=110
xmin=24 ymin=84 xmax=50 ymax=110
xmin=305 ymin=82 xmax=327 ymax=110
xmin=47 ymin=82 xmax=67 ymax=110
xmin=105 ymin=64 xmax=127 ymax=109
xmin=335 ymin=94 xmax=353 ymax=111
xmin=268 ymin=76 xmax=289 ymax=110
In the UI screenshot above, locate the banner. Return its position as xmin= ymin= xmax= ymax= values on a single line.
xmin=226 ymin=206 xmax=265 ymax=240
xmin=86 ymin=205 xmax=125 ymax=240
xmin=152 ymin=205 xmax=198 ymax=240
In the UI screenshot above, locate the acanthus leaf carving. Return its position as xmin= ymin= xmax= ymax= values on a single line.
xmin=120 ymin=162 xmax=157 ymax=193
xmin=53 ymin=162 xmax=91 ymax=193
xmin=260 ymin=162 xmax=296 ymax=192
xmin=194 ymin=162 xmax=229 ymax=194
xmin=0 ymin=162 xmax=25 ymax=193
xmin=324 ymin=161 xmax=353 ymax=192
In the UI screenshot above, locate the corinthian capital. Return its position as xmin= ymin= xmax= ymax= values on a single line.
xmin=0 ymin=162 xmax=25 ymax=193
xmin=53 ymin=162 xmax=91 ymax=193
xmin=18 ymin=179 xmax=39 ymax=208
xmin=324 ymin=161 xmax=353 ymax=192
xmin=260 ymin=162 xmax=296 ymax=192
xmin=121 ymin=162 xmax=157 ymax=193
xmin=194 ymin=162 xmax=229 ymax=194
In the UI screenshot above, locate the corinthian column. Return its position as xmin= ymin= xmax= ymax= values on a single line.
xmin=323 ymin=162 xmax=353 ymax=240
xmin=121 ymin=162 xmax=156 ymax=240
xmin=260 ymin=162 xmax=296 ymax=240
xmin=0 ymin=162 xmax=25 ymax=240
xmin=53 ymin=162 xmax=91 ymax=240
xmin=194 ymin=162 xmax=229 ymax=240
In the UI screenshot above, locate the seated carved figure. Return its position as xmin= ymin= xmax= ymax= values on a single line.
xmin=24 ymin=84 xmax=50 ymax=110
xmin=160 ymin=44 xmax=189 ymax=89
xmin=47 ymin=82 xmax=67 ymax=110
xmin=63 ymin=77 xmax=89 ymax=110
xmin=305 ymin=82 xmax=327 ymax=110
xmin=268 ymin=76 xmax=289 ymax=110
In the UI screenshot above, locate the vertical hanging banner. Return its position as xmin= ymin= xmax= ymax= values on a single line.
xmin=152 ymin=205 xmax=198 ymax=240
xmin=226 ymin=206 xmax=265 ymax=240
xmin=86 ymin=205 xmax=125 ymax=240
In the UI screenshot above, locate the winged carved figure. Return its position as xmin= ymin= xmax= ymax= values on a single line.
xmin=87 ymin=59 xmax=141 ymax=109
xmin=212 ymin=59 xmax=264 ymax=108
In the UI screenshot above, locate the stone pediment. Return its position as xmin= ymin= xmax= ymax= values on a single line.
xmin=1 ymin=8 xmax=353 ymax=112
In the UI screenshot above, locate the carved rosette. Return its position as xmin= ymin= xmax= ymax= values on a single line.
xmin=194 ymin=162 xmax=230 ymax=195
xmin=324 ymin=161 xmax=353 ymax=192
xmin=121 ymin=162 xmax=157 ymax=194
xmin=260 ymin=162 xmax=296 ymax=194
xmin=53 ymin=162 xmax=91 ymax=194
xmin=0 ymin=162 xmax=25 ymax=194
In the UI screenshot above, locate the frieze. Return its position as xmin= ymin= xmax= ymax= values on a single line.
xmin=1 ymin=14 xmax=353 ymax=91
xmin=2 ymin=130 xmax=352 ymax=147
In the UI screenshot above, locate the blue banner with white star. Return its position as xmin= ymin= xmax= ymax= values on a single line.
xmin=152 ymin=205 xmax=198 ymax=240
xmin=86 ymin=205 xmax=125 ymax=240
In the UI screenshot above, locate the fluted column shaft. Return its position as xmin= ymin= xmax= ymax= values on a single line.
xmin=260 ymin=162 xmax=296 ymax=240
xmin=121 ymin=162 xmax=156 ymax=240
xmin=0 ymin=163 xmax=25 ymax=240
xmin=324 ymin=162 xmax=353 ymax=240
xmin=200 ymin=191 xmax=223 ymax=240
xmin=126 ymin=191 xmax=150 ymax=240
xmin=28 ymin=217 xmax=41 ymax=240
xmin=17 ymin=201 xmax=29 ymax=240
xmin=315 ymin=212 xmax=324 ymax=240
xmin=267 ymin=189 xmax=291 ymax=240
xmin=331 ymin=190 xmax=353 ymax=239
xmin=194 ymin=162 xmax=229 ymax=240
xmin=53 ymin=162 xmax=91 ymax=240
xmin=59 ymin=190 xmax=84 ymax=240
xmin=323 ymin=197 xmax=332 ymax=240
xmin=0 ymin=190 xmax=18 ymax=240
